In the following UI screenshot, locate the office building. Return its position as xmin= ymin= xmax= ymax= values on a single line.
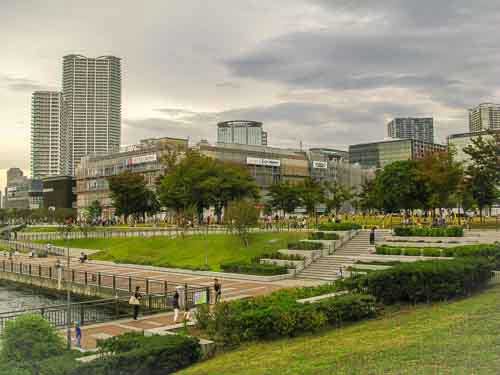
xmin=4 ymin=168 xmax=43 ymax=209
xmin=469 ymin=103 xmax=500 ymax=132
xmin=31 ymin=91 xmax=69 ymax=179
xmin=63 ymin=54 xmax=122 ymax=174
xmin=349 ymin=139 xmax=447 ymax=169
xmin=217 ymin=121 xmax=267 ymax=146
xmin=387 ymin=117 xmax=434 ymax=143
xmin=308 ymin=148 xmax=349 ymax=162
xmin=447 ymin=129 xmax=500 ymax=164
xmin=42 ymin=175 xmax=76 ymax=210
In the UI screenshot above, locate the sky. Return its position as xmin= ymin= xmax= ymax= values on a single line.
xmin=2 ymin=0 xmax=500 ymax=193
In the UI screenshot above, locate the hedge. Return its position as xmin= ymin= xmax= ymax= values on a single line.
xmin=220 ymin=261 xmax=289 ymax=275
xmin=288 ymin=241 xmax=323 ymax=250
xmin=345 ymin=257 xmax=493 ymax=304
xmin=393 ymin=226 xmax=463 ymax=237
xmin=254 ymin=252 xmax=305 ymax=261
xmin=317 ymin=222 xmax=362 ymax=231
xmin=309 ymin=232 xmax=339 ymax=240
xmin=196 ymin=290 xmax=377 ymax=345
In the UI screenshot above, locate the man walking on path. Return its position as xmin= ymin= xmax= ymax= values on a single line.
xmin=214 ymin=278 xmax=222 ymax=304
xmin=130 ymin=286 xmax=142 ymax=320
xmin=75 ymin=322 xmax=82 ymax=348
xmin=369 ymin=227 xmax=376 ymax=245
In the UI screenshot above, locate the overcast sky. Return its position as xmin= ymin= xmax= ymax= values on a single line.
xmin=2 ymin=0 xmax=500 ymax=192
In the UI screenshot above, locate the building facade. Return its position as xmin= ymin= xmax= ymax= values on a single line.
xmin=349 ymin=139 xmax=447 ymax=169
xmin=42 ymin=175 xmax=76 ymax=210
xmin=447 ymin=129 xmax=500 ymax=164
xmin=469 ymin=103 xmax=500 ymax=132
xmin=31 ymin=91 xmax=69 ymax=179
xmin=75 ymin=137 xmax=188 ymax=218
xmin=217 ymin=121 xmax=268 ymax=146
xmin=62 ymin=54 xmax=122 ymax=174
xmin=4 ymin=168 xmax=43 ymax=210
xmin=387 ymin=117 xmax=434 ymax=143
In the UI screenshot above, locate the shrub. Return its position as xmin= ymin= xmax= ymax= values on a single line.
xmin=0 ymin=314 xmax=66 ymax=373
xmin=254 ymin=252 xmax=305 ymax=261
xmin=309 ymin=232 xmax=339 ymax=240
xmin=423 ymin=248 xmax=443 ymax=257
xmin=346 ymin=257 xmax=493 ymax=304
xmin=288 ymin=241 xmax=323 ymax=250
xmin=220 ymin=261 xmax=289 ymax=275
xmin=403 ymin=248 xmax=422 ymax=256
xmin=317 ymin=222 xmax=362 ymax=231
xmin=393 ymin=226 xmax=464 ymax=237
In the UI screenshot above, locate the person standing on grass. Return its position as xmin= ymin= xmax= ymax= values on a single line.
xmin=130 ymin=286 xmax=142 ymax=320
xmin=173 ymin=287 xmax=181 ymax=323
xmin=369 ymin=227 xmax=376 ymax=245
xmin=214 ymin=278 xmax=222 ymax=304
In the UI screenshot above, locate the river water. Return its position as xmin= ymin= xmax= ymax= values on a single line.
xmin=0 ymin=283 xmax=67 ymax=313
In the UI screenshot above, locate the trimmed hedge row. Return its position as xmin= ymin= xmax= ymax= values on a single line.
xmin=288 ymin=241 xmax=323 ymax=250
xmin=376 ymin=245 xmax=444 ymax=257
xmin=393 ymin=226 xmax=464 ymax=237
xmin=318 ymin=222 xmax=362 ymax=231
xmin=254 ymin=252 xmax=305 ymax=261
xmin=344 ymin=257 xmax=493 ymax=304
xmin=220 ymin=261 xmax=289 ymax=275
xmin=196 ymin=290 xmax=377 ymax=345
xmin=309 ymin=231 xmax=339 ymax=240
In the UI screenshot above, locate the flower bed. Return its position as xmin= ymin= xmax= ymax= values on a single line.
xmin=393 ymin=226 xmax=463 ymax=237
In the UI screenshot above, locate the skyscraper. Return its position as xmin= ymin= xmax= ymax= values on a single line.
xmin=62 ymin=54 xmax=121 ymax=174
xmin=387 ymin=118 xmax=434 ymax=143
xmin=217 ymin=121 xmax=267 ymax=146
xmin=30 ymin=91 xmax=69 ymax=179
xmin=468 ymin=103 xmax=500 ymax=132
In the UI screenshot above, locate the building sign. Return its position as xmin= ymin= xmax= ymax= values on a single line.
xmin=246 ymin=157 xmax=281 ymax=167
xmin=313 ymin=161 xmax=328 ymax=169
xmin=128 ymin=154 xmax=157 ymax=166
xmin=7 ymin=187 xmax=17 ymax=192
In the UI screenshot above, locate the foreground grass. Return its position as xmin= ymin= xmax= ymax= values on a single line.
xmin=180 ymin=284 xmax=500 ymax=375
xmin=38 ymin=232 xmax=306 ymax=271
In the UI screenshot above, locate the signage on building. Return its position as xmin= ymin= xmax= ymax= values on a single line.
xmin=128 ymin=154 xmax=158 ymax=166
xmin=7 ymin=187 xmax=17 ymax=192
xmin=246 ymin=157 xmax=281 ymax=167
xmin=313 ymin=161 xmax=328 ymax=169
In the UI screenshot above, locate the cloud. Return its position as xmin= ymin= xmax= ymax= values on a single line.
xmin=215 ymin=82 xmax=241 ymax=89
xmin=1 ymin=75 xmax=54 ymax=92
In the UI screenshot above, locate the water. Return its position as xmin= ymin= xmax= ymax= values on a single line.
xmin=0 ymin=283 xmax=67 ymax=313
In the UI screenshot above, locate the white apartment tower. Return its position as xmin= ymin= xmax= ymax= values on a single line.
xmin=30 ymin=91 xmax=69 ymax=179
xmin=62 ymin=54 xmax=121 ymax=174
xmin=469 ymin=103 xmax=500 ymax=132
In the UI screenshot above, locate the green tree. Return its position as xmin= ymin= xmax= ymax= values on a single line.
xmin=0 ymin=314 xmax=66 ymax=374
xmin=298 ymin=178 xmax=325 ymax=220
xmin=267 ymin=182 xmax=302 ymax=216
xmin=225 ymin=200 xmax=260 ymax=246
xmin=87 ymin=200 xmax=102 ymax=221
xmin=324 ymin=181 xmax=353 ymax=215
xmin=463 ymin=134 xmax=500 ymax=220
xmin=108 ymin=171 xmax=154 ymax=223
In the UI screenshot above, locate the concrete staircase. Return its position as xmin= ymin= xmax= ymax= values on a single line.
xmin=297 ymin=230 xmax=382 ymax=282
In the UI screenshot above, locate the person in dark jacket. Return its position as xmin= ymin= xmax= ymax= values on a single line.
xmin=131 ymin=286 xmax=142 ymax=320
xmin=173 ymin=288 xmax=181 ymax=323
xmin=369 ymin=227 xmax=376 ymax=245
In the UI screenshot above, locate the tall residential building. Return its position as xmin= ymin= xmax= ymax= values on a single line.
xmin=387 ymin=117 xmax=434 ymax=143
xmin=217 ymin=121 xmax=267 ymax=146
xmin=30 ymin=91 xmax=68 ymax=179
xmin=62 ymin=54 xmax=122 ymax=174
xmin=469 ymin=103 xmax=500 ymax=132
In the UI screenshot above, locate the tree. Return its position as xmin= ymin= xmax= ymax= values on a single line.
xmin=418 ymin=150 xmax=463 ymax=215
xmin=87 ymin=200 xmax=102 ymax=221
xmin=0 ymin=314 xmax=66 ymax=374
xmin=225 ymin=200 xmax=260 ymax=246
xmin=267 ymin=182 xmax=302 ymax=216
xmin=298 ymin=178 xmax=325 ymax=219
xmin=324 ymin=181 xmax=353 ymax=215
xmin=108 ymin=171 xmax=154 ymax=223
xmin=463 ymin=133 xmax=500 ymax=220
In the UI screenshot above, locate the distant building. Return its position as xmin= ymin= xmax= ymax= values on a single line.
xmin=4 ymin=168 xmax=43 ymax=209
xmin=31 ymin=91 xmax=69 ymax=179
xmin=387 ymin=117 xmax=434 ymax=143
xmin=349 ymin=139 xmax=447 ymax=169
xmin=308 ymin=148 xmax=349 ymax=162
xmin=469 ymin=103 xmax=500 ymax=132
xmin=447 ymin=129 xmax=500 ymax=163
xmin=42 ymin=175 xmax=76 ymax=210
xmin=217 ymin=121 xmax=267 ymax=146
xmin=63 ymin=54 xmax=122 ymax=174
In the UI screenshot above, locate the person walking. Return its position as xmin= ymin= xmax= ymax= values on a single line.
xmin=214 ymin=278 xmax=222 ymax=304
xmin=75 ymin=322 xmax=82 ymax=349
xmin=173 ymin=287 xmax=181 ymax=323
xmin=130 ymin=286 xmax=142 ymax=320
xmin=369 ymin=227 xmax=376 ymax=245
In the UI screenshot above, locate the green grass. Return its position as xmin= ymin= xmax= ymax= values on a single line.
xmin=21 ymin=225 xmax=167 ymax=233
xmin=37 ymin=232 xmax=306 ymax=271
xmin=179 ymin=284 xmax=500 ymax=375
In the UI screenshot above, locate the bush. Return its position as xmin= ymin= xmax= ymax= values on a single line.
xmin=393 ymin=226 xmax=464 ymax=237
xmin=346 ymin=257 xmax=493 ymax=304
xmin=288 ymin=241 xmax=323 ymax=250
xmin=423 ymin=248 xmax=443 ymax=257
xmin=0 ymin=314 xmax=66 ymax=373
xmin=309 ymin=232 xmax=339 ymax=240
xmin=317 ymin=222 xmax=361 ymax=231
xmin=196 ymin=290 xmax=377 ymax=346
xmin=254 ymin=252 xmax=305 ymax=261
xmin=220 ymin=261 xmax=289 ymax=275
xmin=403 ymin=248 xmax=422 ymax=256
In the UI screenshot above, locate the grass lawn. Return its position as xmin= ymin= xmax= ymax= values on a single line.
xmin=38 ymin=232 xmax=306 ymax=271
xmin=180 ymin=284 xmax=500 ymax=375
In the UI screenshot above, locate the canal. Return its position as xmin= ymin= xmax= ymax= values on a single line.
xmin=0 ymin=282 xmax=68 ymax=313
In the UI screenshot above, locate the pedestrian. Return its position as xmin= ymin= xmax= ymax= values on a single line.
xmin=173 ymin=287 xmax=181 ymax=323
xmin=129 ymin=286 xmax=142 ymax=320
xmin=214 ymin=278 xmax=222 ymax=304
xmin=75 ymin=322 xmax=82 ymax=348
xmin=369 ymin=227 xmax=376 ymax=245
